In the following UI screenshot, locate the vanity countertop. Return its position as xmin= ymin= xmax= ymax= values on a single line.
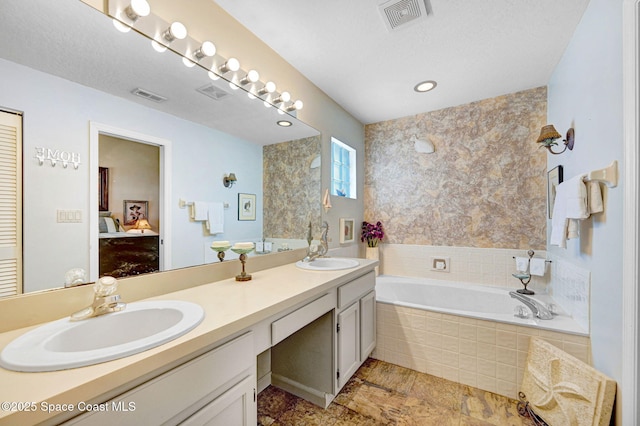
xmin=0 ymin=258 xmax=377 ymax=425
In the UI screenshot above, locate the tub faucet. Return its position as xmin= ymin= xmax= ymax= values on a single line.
xmin=70 ymin=276 xmax=126 ymax=321
xmin=509 ymin=291 xmax=553 ymax=320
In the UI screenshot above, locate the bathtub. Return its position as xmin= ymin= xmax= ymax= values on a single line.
xmin=375 ymin=275 xmax=587 ymax=336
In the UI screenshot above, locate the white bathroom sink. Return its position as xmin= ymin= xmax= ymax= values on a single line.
xmin=0 ymin=300 xmax=204 ymax=372
xmin=295 ymin=258 xmax=360 ymax=271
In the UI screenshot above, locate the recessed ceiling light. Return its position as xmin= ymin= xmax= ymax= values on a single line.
xmin=414 ymin=80 xmax=437 ymax=93
xmin=277 ymin=120 xmax=292 ymax=127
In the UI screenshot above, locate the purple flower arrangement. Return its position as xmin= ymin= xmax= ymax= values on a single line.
xmin=361 ymin=221 xmax=384 ymax=247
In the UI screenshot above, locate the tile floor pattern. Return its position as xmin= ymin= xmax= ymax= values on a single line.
xmin=258 ymin=358 xmax=536 ymax=425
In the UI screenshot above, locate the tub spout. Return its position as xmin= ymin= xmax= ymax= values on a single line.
xmin=509 ymin=292 xmax=553 ymax=320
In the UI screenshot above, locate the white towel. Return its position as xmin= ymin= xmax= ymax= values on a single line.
xmin=530 ymin=258 xmax=547 ymax=276
xmin=191 ymin=201 xmax=208 ymax=221
xmin=550 ymin=174 xmax=588 ymax=248
xmin=206 ymin=202 xmax=224 ymax=234
xmin=515 ymin=257 xmax=529 ymax=272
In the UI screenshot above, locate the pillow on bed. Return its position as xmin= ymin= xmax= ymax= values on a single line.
xmin=98 ymin=216 xmax=118 ymax=233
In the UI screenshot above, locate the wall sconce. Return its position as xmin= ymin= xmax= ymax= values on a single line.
xmin=239 ymin=70 xmax=260 ymax=86
xmin=257 ymin=81 xmax=277 ymax=96
xmin=272 ymin=92 xmax=291 ymax=105
xmin=193 ymin=41 xmax=216 ymax=61
xmin=223 ymin=173 xmax=237 ymax=188
xmin=536 ymin=125 xmax=575 ymax=155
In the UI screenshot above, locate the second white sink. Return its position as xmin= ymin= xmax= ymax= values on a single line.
xmin=296 ymin=257 xmax=360 ymax=271
xmin=0 ymin=300 xmax=204 ymax=372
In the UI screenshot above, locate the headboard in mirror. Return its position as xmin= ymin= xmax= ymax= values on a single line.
xmin=0 ymin=0 xmax=320 ymax=296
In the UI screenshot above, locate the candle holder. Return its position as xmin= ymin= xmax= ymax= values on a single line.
xmin=210 ymin=244 xmax=231 ymax=262
xmin=230 ymin=245 xmax=254 ymax=281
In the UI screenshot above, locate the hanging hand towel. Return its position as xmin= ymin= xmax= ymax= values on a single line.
xmin=515 ymin=257 xmax=529 ymax=272
xmin=206 ymin=202 xmax=224 ymax=234
xmin=191 ymin=201 xmax=208 ymax=221
xmin=550 ymin=174 xmax=588 ymax=248
xmin=529 ymin=258 xmax=547 ymax=276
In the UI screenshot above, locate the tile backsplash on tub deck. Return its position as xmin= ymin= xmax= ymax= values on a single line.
xmin=379 ymin=244 xmax=550 ymax=291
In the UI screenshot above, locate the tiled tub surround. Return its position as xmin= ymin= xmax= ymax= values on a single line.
xmin=372 ymin=303 xmax=591 ymax=400
xmin=371 ymin=244 xmax=593 ymax=400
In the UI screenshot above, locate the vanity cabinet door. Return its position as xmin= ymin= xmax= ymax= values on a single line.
xmin=181 ymin=375 xmax=256 ymax=426
xmin=360 ymin=290 xmax=376 ymax=362
xmin=337 ymin=301 xmax=360 ymax=390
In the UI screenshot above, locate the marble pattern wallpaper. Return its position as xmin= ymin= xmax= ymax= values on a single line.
xmin=364 ymin=87 xmax=547 ymax=249
xmin=263 ymin=135 xmax=321 ymax=239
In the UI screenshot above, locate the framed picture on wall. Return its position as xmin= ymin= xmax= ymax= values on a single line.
xmin=238 ymin=193 xmax=256 ymax=221
xmin=124 ymin=200 xmax=149 ymax=225
xmin=339 ymin=218 xmax=355 ymax=244
xmin=547 ymin=165 xmax=564 ymax=219
xmin=99 ymin=167 xmax=109 ymax=212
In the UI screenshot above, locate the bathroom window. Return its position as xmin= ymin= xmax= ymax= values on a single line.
xmin=331 ymin=137 xmax=356 ymax=199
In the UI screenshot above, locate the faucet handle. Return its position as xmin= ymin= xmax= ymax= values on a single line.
xmin=94 ymin=276 xmax=118 ymax=297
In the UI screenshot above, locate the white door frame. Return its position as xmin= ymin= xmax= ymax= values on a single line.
xmin=88 ymin=122 xmax=172 ymax=282
xmin=622 ymin=0 xmax=639 ymax=424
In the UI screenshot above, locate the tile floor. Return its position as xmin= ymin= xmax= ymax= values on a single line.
xmin=258 ymin=358 xmax=535 ymax=425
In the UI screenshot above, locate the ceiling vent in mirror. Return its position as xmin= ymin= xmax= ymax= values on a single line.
xmin=131 ymin=87 xmax=167 ymax=103
xmin=378 ymin=0 xmax=432 ymax=32
xmin=196 ymin=84 xmax=230 ymax=101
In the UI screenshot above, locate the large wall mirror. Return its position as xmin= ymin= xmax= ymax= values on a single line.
xmin=0 ymin=0 xmax=321 ymax=296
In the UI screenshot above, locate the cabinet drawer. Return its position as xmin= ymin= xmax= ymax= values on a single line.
xmin=271 ymin=293 xmax=334 ymax=345
xmin=338 ymin=271 xmax=375 ymax=310
xmin=65 ymin=332 xmax=254 ymax=426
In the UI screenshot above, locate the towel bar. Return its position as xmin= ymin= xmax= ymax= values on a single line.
xmin=584 ymin=160 xmax=618 ymax=188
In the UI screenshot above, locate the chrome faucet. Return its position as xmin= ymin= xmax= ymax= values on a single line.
xmin=303 ymin=221 xmax=329 ymax=262
xmin=509 ymin=291 xmax=553 ymax=320
xmin=70 ymin=276 xmax=126 ymax=321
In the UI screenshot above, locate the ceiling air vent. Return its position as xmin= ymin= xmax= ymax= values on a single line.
xmin=131 ymin=87 xmax=167 ymax=103
xmin=196 ymin=83 xmax=230 ymax=101
xmin=378 ymin=0 xmax=432 ymax=32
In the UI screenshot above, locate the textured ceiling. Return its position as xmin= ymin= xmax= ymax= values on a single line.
xmin=214 ymin=0 xmax=591 ymax=124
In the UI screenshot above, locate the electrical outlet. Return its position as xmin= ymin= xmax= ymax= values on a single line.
xmin=430 ymin=257 xmax=450 ymax=272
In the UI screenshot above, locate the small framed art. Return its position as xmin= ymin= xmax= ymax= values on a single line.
xmin=339 ymin=218 xmax=355 ymax=244
xmin=238 ymin=193 xmax=256 ymax=221
xmin=123 ymin=200 xmax=148 ymax=225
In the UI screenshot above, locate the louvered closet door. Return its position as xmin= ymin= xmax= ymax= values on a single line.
xmin=0 ymin=111 xmax=22 ymax=296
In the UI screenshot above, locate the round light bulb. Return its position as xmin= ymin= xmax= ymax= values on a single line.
xmin=113 ymin=19 xmax=131 ymax=33
xmin=164 ymin=21 xmax=187 ymax=42
xmin=196 ymin=41 xmax=216 ymax=58
xmin=208 ymin=70 xmax=220 ymax=80
xmin=246 ymin=70 xmax=259 ymax=83
xmin=182 ymin=57 xmax=196 ymax=68
xmin=280 ymin=91 xmax=291 ymax=102
xmin=125 ymin=0 xmax=150 ymax=20
xmin=151 ymin=39 xmax=167 ymax=53
xmin=219 ymin=57 xmax=240 ymax=74
xmin=294 ymin=100 xmax=303 ymax=110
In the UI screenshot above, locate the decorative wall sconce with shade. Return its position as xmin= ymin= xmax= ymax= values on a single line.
xmin=223 ymin=173 xmax=237 ymax=188
xmin=536 ymin=125 xmax=575 ymax=155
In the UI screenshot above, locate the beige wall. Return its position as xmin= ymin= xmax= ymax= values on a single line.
xmin=364 ymin=87 xmax=547 ymax=250
xmin=98 ymin=135 xmax=160 ymax=230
